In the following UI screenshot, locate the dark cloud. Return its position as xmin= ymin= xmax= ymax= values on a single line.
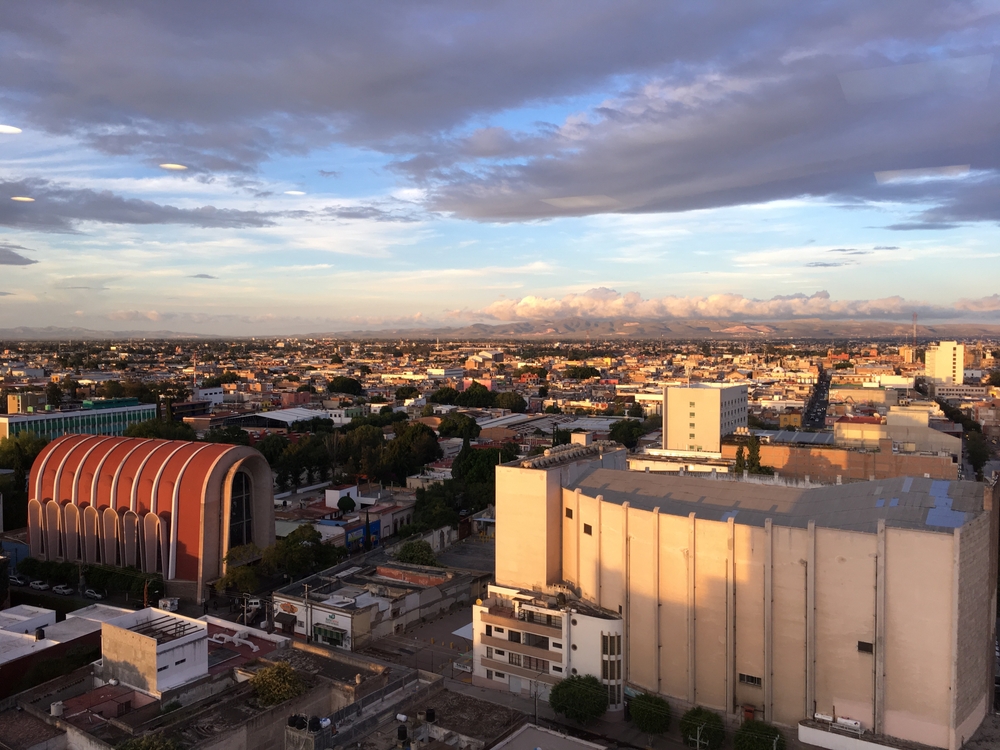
xmin=805 ymin=261 xmax=850 ymax=267
xmin=828 ymin=249 xmax=870 ymax=255
xmin=873 ymin=245 xmax=899 ymax=250
xmin=0 ymin=242 xmax=38 ymax=265
xmin=0 ymin=179 xmax=276 ymax=231
xmin=318 ymin=170 xmax=341 ymax=178
xmin=322 ymin=205 xmax=421 ymax=223
xmin=0 ymin=291 xmax=11 ymax=296
xmin=188 ymin=273 xmax=218 ymax=279
xmin=885 ymin=222 xmax=960 ymax=231
xmin=0 ymin=2 xmax=998 ymax=224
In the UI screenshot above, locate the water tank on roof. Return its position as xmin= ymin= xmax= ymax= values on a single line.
xmin=398 ymin=725 xmax=408 ymax=742
xmin=425 ymin=708 xmax=435 ymax=723
xmin=35 ymin=627 xmax=45 ymax=641
xmin=308 ymin=716 xmax=321 ymax=732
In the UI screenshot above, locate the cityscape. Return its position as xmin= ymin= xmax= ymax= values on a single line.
xmin=2 ymin=4 xmax=1000 ymax=750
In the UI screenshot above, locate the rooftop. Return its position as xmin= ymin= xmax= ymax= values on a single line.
xmin=567 ymin=467 xmax=988 ymax=535
xmin=495 ymin=724 xmax=607 ymax=750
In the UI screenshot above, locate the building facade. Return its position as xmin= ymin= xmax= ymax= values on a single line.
xmin=27 ymin=434 xmax=275 ymax=602
xmin=662 ymin=383 xmax=748 ymax=453
xmin=925 ymin=341 xmax=965 ymax=384
xmin=488 ymin=443 xmax=998 ymax=750
xmin=0 ymin=399 xmax=156 ymax=440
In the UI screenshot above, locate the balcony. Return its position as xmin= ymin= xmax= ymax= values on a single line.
xmin=480 ymin=608 xmax=563 ymax=638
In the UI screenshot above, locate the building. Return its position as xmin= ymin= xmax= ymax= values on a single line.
xmin=472 ymin=584 xmax=623 ymax=711
xmin=27 ymin=434 xmax=275 ymax=602
xmin=661 ymin=383 xmax=747 ymax=453
xmin=6 ymin=392 xmax=46 ymax=414
xmin=925 ymin=341 xmax=965 ymax=384
xmin=488 ymin=442 xmax=998 ymax=750
xmin=931 ymin=383 xmax=988 ymax=402
xmin=0 ymin=398 xmax=156 ymax=440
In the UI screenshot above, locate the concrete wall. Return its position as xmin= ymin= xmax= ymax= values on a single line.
xmin=101 ymin=623 xmax=157 ymax=693
xmin=496 ymin=465 xmax=562 ymax=591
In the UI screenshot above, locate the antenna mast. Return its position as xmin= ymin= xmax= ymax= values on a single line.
xmin=912 ymin=313 xmax=917 ymax=348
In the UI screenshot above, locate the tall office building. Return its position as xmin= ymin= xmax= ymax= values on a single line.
xmin=479 ymin=443 xmax=998 ymax=749
xmin=925 ymin=341 xmax=965 ymax=384
xmin=661 ymin=383 xmax=747 ymax=453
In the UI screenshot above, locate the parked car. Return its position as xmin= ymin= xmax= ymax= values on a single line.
xmin=29 ymin=580 xmax=50 ymax=591
xmin=52 ymin=585 xmax=74 ymax=596
xmin=8 ymin=574 xmax=28 ymax=586
xmin=84 ymin=589 xmax=103 ymax=600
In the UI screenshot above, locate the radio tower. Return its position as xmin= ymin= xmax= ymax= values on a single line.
xmin=912 ymin=312 xmax=917 ymax=347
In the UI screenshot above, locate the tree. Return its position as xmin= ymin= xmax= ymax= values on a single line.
xmin=214 ymin=544 xmax=261 ymax=594
xmin=627 ymin=402 xmax=644 ymax=418
xmin=202 ymin=425 xmax=250 ymax=445
xmin=747 ymin=436 xmax=761 ymax=471
xmin=327 ymin=377 xmax=363 ymax=396
xmin=438 ymin=412 xmax=481 ymax=439
xmin=494 ymin=391 xmax=527 ymax=413
xmin=428 ymin=387 xmax=458 ymax=404
xmin=0 ymin=431 xmax=49 ymax=528
xmin=989 ymin=371 xmax=1000 ymax=387
xmin=609 ymin=419 xmax=645 ymax=449
xmin=397 ymin=540 xmax=438 ymax=566
xmin=563 ymin=366 xmax=601 ymax=380
xmin=679 ymin=707 xmax=725 ymax=749
xmin=395 ymin=386 xmax=420 ymax=401
xmin=734 ymin=720 xmax=785 ymax=750
xmin=255 ymin=433 xmax=290 ymax=466
xmin=201 ymin=372 xmax=240 ymax=388
xmin=116 ymin=734 xmax=181 ymax=750
xmin=548 ymin=675 xmax=608 ymax=724
xmin=734 ymin=445 xmax=746 ymax=474
xmin=124 ymin=419 xmax=196 ymax=441
xmin=45 ymin=381 xmax=63 ymax=408
xmin=966 ymin=432 xmax=991 ymax=480
xmin=454 ymin=382 xmax=495 ymax=408
xmin=544 ymin=404 xmax=563 ymax=414
xmin=338 ymin=495 xmax=356 ymax=514
xmin=630 ymin=693 xmax=672 ymax=741
xmin=538 ymin=385 xmax=549 ymax=398
xmin=250 ymin=661 xmax=304 ymax=707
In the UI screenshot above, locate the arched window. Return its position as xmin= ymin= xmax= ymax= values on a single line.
xmin=229 ymin=471 xmax=253 ymax=549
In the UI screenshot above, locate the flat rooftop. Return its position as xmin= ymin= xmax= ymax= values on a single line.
xmin=568 ymin=467 xmax=986 ymax=535
xmin=496 ymin=724 xmax=607 ymax=750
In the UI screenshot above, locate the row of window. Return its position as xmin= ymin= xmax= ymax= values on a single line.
xmin=485 ymin=624 xmax=561 ymax=651
xmin=601 ymin=633 xmax=622 ymax=656
xmin=156 ymin=657 xmax=188 ymax=673
xmin=601 ymin=659 xmax=622 ymax=680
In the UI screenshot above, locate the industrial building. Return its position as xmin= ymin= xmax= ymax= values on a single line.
xmin=27 ymin=434 xmax=275 ymax=602
xmin=0 ymin=398 xmax=157 ymax=440
xmin=484 ymin=440 xmax=998 ymax=750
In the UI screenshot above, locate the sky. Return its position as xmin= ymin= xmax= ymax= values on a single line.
xmin=2 ymin=1 xmax=1000 ymax=335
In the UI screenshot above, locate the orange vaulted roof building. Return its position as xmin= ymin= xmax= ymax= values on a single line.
xmin=28 ymin=435 xmax=275 ymax=603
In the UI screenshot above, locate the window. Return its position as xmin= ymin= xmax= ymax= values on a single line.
xmin=546 ymin=614 xmax=561 ymax=628
xmin=486 ymin=647 xmax=493 ymax=659
xmin=495 ymin=672 xmax=506 ymax=679
xmin=565 ymin=508 xmax=573 ymax=519
xmin=495 ymin=649 xmax=505 ymax=657
xmin=495 ymin=626 xmax=504 ymax=633
xmin=689 ymin=433 xmax=695 ymax=439
xmin=608 ymin=684 xmax=621 ymax=705
xmin=858 ymin=641 xmax=874 ymax=654
xmin=525 ymin=633 xmax=548 ymax=649
xmin=739 ymin=673 xmax=762 ymax=687
xmin=508 ymin=630 xmax=521 ymax=643
xmin=552 ymin=642 xmax=562 ymax=649
xmin=229 ymin=470 xmax=253 ymax=549
xmin=157 ymin=665 xmax=168 ymax=672
xmin=524 ymin=656 xmax=549 ymax=673
xmin=175 ymin=658 xmax=186 ymax=666
xmin=552 ymin=666 xmax=563 ymax=673
xmin=689 ymin=402 xmax=695 ymax=407
xmin=689 ymin=422 xmax=695 ymax=428
xmin=508 ymin=653 xmax=521 ymax=667
xmin=583 ymin=524 xmax=593 ymax=535
xmin=485 ymin=624 xmax=493 ymax=637
xmin=486 ymin=670 xmax=493 ymax=680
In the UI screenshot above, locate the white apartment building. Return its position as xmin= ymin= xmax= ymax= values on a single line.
xmin=472 ymin=584 xmax=625 ymax=714
xmin=661 ymin=383 xmax=748 ymax=453
xmin=925 ymin=341 xmax=965 ymax=384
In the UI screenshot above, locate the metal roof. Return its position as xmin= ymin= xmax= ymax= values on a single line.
xmin=567 ymin=468 xmax=986 ymax=535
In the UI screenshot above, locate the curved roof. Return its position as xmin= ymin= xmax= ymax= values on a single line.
xmin=30 ymin=434 xmax=245 ymax=513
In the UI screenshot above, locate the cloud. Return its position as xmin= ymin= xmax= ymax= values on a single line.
xmin=805 ymin=262 xmax=850 ymax=267
xmin=107 ymin=310 xmax=166 ymax=322
xmin=476 ymin=288 xmax=998 ymax=321
xmin=318 ymin=170 xmax=341 ymax=178
xmin=0 ymin=243 xmax=38 ymax=265
xmin=188 ymin=273 xmax=218 ymax=279
xmin=0 ymin=291 xmax=11 ymax=297
xmin=0 ymin=179 xmax=276 ymax=231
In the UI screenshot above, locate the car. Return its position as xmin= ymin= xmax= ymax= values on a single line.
xmin=29 ymin=580 xmax=50 ymax=591
xmin=52 ymin=585 xmax=74 ymax=596
xmin=8 ymin=574 xmax=28 ymax=586
xmin=84 ymin=589 xmax=103 ymax=600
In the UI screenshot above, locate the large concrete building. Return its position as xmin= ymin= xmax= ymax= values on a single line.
xmin=0 ymin=398 xmax=157 ymax=440
xmin=484 ymin=441 xmax=998 ymax=749
xmin=925 ymin=341 xmax=965 ymax=385
xmin=661 ymin=383 xmax=747 ymax=453
xmin=27 ymin=434 xmax=274 ymax=602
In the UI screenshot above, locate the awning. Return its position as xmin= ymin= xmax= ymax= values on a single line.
xmin=275 ymin=612 xmax=297 ymax=627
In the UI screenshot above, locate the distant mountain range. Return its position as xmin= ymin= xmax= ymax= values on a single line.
xmin=3 ymin=318 xmax=1000 ymax=341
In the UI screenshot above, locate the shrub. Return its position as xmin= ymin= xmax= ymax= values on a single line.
xmin=548 ymin=674 xmax=608 ymax=724
xmin=630 ymin=692 xmax=672 ymax=737
xmin=679 ymin=707 xmax=725 ymax=749
xmin=735 ymin=720 xmax=785 ymax=750
xmin=396 ymin=540 xmax=438 ymax=566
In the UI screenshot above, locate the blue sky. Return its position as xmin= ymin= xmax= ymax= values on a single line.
xmin=2 ymin=2 xmax=1000 ymax=335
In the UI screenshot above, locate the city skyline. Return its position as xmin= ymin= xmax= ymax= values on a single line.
xmin=3 ymin=3 xmax=1000 ymax=335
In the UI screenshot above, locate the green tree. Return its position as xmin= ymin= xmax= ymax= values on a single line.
xmin=544 ymin=404 xmax=563 ymax=414
xmin=454 ymin=382 xmax=495 ymax=408
xmin=747 ymin=436 xmax=761 ymax=471
xmin=202 ymin=425 xmax=250 ymax=445
xmin=263 ymin=524 xmax=326 ymax=578
xmin=627 ymin=402 xmax=644 ymax=418
xmin=250 ymin=661 xmax=304 ymax=707
xmin=549 ymin=675 xmax=608 ymax=724
xmin=200 ymin=372 xmax=240 ymax=388
xmin=45 ymin=381 xmax=63 ymax=408
xmin=563 ymin=366 xmax=601 ymax=380
xmin=989 ymin=371 xmax=1000 ymax=387
xmin=338 ymin=495 xmax=357 ymax=514
xmin=395 ymin=386 xmax=420 ymax=401
xmin=397 ymin=540 xmax=438 ymax=566
xmin=734 ymin=445 xmax=746 ymax=473
xmin=124 ymin=419 xmax=197 ymax=441
xmin=116 ymin=734 xmax=181 ymax=750
xmin=255 ymin=433 xmax=290 ymax=465
xmin=494 ymin=391 xmax=527 ymax=413
xmin=429 ymin=387 xmax=459 ymax=404
xmin=630 ymin=693 xmax=672 ymax=741
xmin=538 ymin=385 xmax=549 ymax=398
xmin=734 ymin=720 xmax=785 ymax=750
xmin=438 ymin=412 xmax=481 ymax=439
xmin=609 ymin=419 xmax=645 ymax=449
xmin=327 ymin=377 xmax=363 ymax=396
xmin=214 ymin=544 xmax=261 ymax=594
xmin=679 ymin=707 xmax=725 ymax=749
xmin=966 ymin=432 xmax=991 ymax=480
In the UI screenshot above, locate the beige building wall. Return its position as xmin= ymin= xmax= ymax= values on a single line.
xmin=926 ymin=341 xmax=964 ymax=384
xmin=496 ymin=466 xmax=563 ymax=592
xmin=662 ymin=384 xmax=747 ymax=453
